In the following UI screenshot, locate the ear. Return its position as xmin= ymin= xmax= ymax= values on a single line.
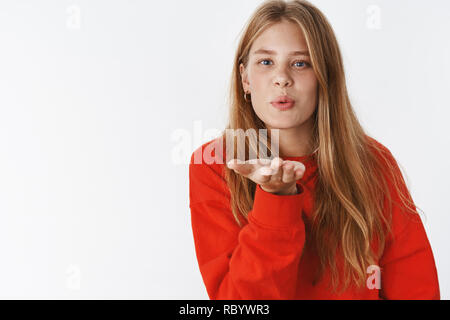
xmin=239 ymin=63 xmax=250 ymax=92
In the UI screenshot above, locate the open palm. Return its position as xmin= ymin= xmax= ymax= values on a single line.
xmin=226 ymin=157 xmax=306 ymax=195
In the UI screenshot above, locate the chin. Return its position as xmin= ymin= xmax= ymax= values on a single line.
xmin=264 ymin=120 xmax=300 ymax=130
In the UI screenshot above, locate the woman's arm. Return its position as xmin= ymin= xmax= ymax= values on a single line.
xmin=189 ymin=150 xmax=307 ymax=300
xmin=378 ymin=149 xmax=440 ymax=299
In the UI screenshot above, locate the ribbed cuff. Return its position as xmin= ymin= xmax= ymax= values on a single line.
xmin=249 ymin=184 xmax=305 ymax=228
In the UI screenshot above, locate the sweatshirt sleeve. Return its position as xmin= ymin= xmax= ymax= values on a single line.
xmin=189 ymin=151 xmax=307 ymax=300
xmin=378 ymin=150 xmax=440 ymax=300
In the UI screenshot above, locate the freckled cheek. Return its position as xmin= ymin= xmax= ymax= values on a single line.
xmin=248 ymin=72 xmax=268 ymax=92
xmin=296 ymin=77 xmax=318 ymax=96
xmin=249 ymin=69 xmax=267 ymax=83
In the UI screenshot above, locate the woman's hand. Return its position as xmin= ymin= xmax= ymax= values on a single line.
xmin=226 ymin=157 xmax=306 ymax=195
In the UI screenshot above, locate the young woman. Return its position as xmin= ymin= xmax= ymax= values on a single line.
xmin=188 ymin=0 xmax=440 ymax=299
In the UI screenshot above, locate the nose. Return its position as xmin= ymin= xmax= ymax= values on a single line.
xmin=275 ymin=78 xmax=291 ymax=87
xmin=273 ymin=70 xmax=292 ymax=88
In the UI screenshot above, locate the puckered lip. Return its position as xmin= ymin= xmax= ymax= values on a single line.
xmin=271 ymin=95 xmax=295 ymax=103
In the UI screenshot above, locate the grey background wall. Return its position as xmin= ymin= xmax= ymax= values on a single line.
xmin=0 ymin=0 xmax=448 ymax=299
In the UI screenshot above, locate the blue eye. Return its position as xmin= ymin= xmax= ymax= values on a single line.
xmin=294 ymin=61 xmax=307 ymax=67
xmin=258 ymin=59 xmax=309 ymax=68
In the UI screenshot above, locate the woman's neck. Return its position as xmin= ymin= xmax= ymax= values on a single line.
xmin=267 ymin=118 xmax=315 ymax=158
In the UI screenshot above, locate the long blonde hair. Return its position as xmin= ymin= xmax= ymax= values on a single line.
xmin=220 ymin=0 xmax=423 ymax=294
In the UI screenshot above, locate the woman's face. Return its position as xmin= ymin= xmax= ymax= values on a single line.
xmin=240 ymin=20 xmax=318 ymax=130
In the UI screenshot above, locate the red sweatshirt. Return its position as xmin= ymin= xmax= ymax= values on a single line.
xmin=188 ymin=137 xmax=440 ymax=300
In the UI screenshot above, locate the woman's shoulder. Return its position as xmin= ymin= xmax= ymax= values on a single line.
xmin=190 ymin=136 xmax=227 ymax=166
xmin=189 ymin=136 xmax=227 ymax=182
xmin=365 ymin=135 xmax=406 ymax=186
xmin=366 ymin=135 xmax=392 ymax=157
xmin=365 ymin=135 xmax=402 ymax=172
xmin=189 ymin=137 xmax=230 ymax=206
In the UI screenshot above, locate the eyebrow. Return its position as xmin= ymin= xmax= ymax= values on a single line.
xmin=252 ymin=48 xmax=310 ymax=56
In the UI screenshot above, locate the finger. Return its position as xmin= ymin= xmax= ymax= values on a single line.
xmin=269 ymin=157 xmax=283 ymax=182
xmin=270 ymin=157 xmax=282 ymax=170
xmin=227 ymin=159 xmax=254 ymax=176
xmin=292 ymin=161 xmax=306 ymax=171
xmin=255 ymin=166 xmax=273 ymax=184
xmin=258 ymin=158 xmax=272 ymax=166
xmin=228 ymin=159 xmax=273 ymax=183
xmin=226 ymin=158 xmax=240 ymax=168
xmin=292 ymin=162 xmax=306 ymax=180
xmin=258 ymin=166 xmax=273 ymax=176
xmin=254 ymin=158 xmax=273 ymax=183
xmin=281 ymin=161 xmax=295 ymax=183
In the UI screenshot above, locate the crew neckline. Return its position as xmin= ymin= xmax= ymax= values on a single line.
xmin=281 ymin=152 xmax=317 ymax=164
xmin=279 ymin=147 xmax=319 ymax=163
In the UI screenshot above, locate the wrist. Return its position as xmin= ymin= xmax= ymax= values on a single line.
xmin=261 ymin=183 xmax=299 ymax=196
xmin=276 ymin=184 xmax=299 ymax=196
